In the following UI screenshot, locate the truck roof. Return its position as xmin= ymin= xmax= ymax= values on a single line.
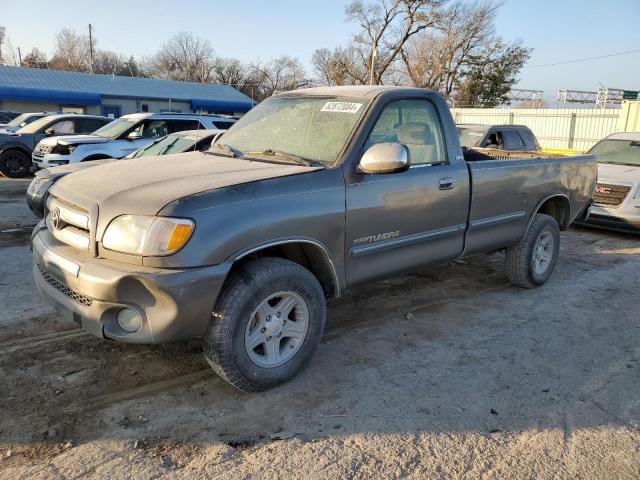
xmin=276 ymin=85 xmax=437 ymax=99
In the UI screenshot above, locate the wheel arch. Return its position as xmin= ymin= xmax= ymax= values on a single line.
xmin=229 ymin=239 xmax=341 ymax=299
xmin=522 ymin=194 xmax=571 ymax=240
xmin=0 ymin=144 xmax=31 ymax=156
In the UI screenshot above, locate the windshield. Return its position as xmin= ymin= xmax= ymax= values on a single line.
xmin=217 ymin=96 xmax=369 ymax=165
xmin=92 ymin=117 xmax=140 ymax=139
xmin=130 ymin=134 xmax=198 ymax=158
xmin=589 ymin=139 xmax=640 ymax=166
xmin=6 ymin=113 xmax=39 ymax=127
xmin=457 ymin=127 xmax=487 ymax=148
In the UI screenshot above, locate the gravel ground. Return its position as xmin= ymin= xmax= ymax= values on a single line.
xmin=0 ymin=178 xmax=639 ymax=479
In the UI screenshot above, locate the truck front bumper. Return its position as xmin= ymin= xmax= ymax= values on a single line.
xmin=32 ymin=228 xmax=231 ymax=344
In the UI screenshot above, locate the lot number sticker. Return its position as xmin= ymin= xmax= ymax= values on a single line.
xmin=321 ymin=102 xmax=363 ymax=113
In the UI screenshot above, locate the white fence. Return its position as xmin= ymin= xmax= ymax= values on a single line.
xmin=450 ymin=108 xmax=621 ymax=151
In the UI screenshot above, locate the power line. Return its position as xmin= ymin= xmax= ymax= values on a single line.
xmin=525 ymin=48 xmax=640 ymax=68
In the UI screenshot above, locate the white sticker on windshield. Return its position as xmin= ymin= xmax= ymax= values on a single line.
xmin=321 ymin=102 xmax=363 ymax=114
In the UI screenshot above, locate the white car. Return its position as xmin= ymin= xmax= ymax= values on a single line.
xmin=587 ymin=132 xmax=640 ymax=233
xmin=32 ymin=112 xmax=236 ymax=168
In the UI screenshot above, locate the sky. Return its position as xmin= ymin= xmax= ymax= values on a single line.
xmin=2 ymin=0 xmax=639 ymax=104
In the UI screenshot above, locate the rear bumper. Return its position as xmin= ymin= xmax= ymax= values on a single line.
xmin=32 ymin=228 xmax=231 ymax=343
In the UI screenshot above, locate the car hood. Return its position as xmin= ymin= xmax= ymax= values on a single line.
xmin=598 ymin=162 xmax=640 ymax=184
xmin=50 ymin=151 xmax=322 ymax=217
xmin=51 ymin=135 xmax=112 ymax=146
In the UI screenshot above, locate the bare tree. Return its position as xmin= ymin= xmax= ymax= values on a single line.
xmin=313 ymin=0 xmax=447 ymax=86
xmin=312 ymin=47 xmax=368 ymax=85
xmin=211 ymin=57 xmax=257 ymax=97
xmin=400 ymin=0 xmax=499 ymax=98
xmin=0 ymin=26 xmax=5 ymax=64
xmin=251 ymin=56 xmax=310 ymax=100
xmin=49 ymin=28 xmax=91 ymax=71
xmin=22 ymin=48 xmax=48 ymax=69
xmin=147 ymin=32 xmax=216 ymax=82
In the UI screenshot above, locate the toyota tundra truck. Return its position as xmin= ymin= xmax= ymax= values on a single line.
xmin=32 ymin=86 xmax=597 ymax=391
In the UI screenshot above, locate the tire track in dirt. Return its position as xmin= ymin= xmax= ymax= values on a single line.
xmin=0 ymin=328 xmax=92 ymax=355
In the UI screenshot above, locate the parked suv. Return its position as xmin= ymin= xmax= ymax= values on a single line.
xmin=32 ymin=112 xmax=237 ymax=168
xmin=0 ymin=114 xmax=110 ymax=177
xmin=0 ymin=111 xmax=60 ymax=134
xmin=457 ymin=124 xmax=541 ymax=151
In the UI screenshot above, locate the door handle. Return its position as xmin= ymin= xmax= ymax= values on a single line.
xmin=439 ymin=177 xmax=454 ymax=190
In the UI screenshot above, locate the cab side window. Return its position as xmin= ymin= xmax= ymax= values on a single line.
xmin=366 ymin=99 xmax=446 ymax=165
xmin=503 ymin=130 xmax=525 ymax=150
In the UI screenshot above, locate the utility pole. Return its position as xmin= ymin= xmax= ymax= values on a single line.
xmin=88 ymin=23 xmax=94 ymax=72
xmin=369 ymin=41 xmax=377 ymax=85
xmin=17 ymin=46 xmax=22 ymax=66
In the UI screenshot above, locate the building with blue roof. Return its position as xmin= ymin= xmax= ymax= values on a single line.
xmin=0 ymin=65 xmax=254 ymax=118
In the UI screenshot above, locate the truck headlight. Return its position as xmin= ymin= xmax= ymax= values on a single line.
xmin=102 ymin=215 xmax=194 ymax=256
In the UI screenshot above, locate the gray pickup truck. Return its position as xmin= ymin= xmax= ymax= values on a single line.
xmin=32 ymin=86 xmax=597 ymax=391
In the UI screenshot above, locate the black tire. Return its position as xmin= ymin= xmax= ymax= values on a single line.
xmin=505 ymin=213 xmax=560 ymax=288
xmin=204 ymin=257 xmax=326 ymax=392
xmin=0 ymin=149 xmax=30 ymax=178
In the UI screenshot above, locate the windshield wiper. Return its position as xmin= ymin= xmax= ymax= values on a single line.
xmin=209 ymin=142 xmax=243 ymax=158
xmin=245 ymin=149 xmax=324 ymax=167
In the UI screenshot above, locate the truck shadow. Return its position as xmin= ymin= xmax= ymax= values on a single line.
xmin=1 ymin=227 xmax=639 ymax=468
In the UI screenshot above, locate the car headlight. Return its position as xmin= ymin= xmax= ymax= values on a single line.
xmin=102 ymin=215 xmax=194 ymax=256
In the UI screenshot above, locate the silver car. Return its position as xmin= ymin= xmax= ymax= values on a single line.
xmin=587 ymin=132 xmax=640 ymax=232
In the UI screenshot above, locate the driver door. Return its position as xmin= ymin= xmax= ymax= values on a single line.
xmin=345 ymin=98 xmax=470 ymax=286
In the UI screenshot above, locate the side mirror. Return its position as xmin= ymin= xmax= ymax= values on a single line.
xmin=44 ymin=128 xmax=55 ymax=136
xmin=358 ymin=142 xmax=410 ymax=174
xmin=127 ymin=131 xmax=142 ymax=140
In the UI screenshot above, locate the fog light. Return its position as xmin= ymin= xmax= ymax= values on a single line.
xmin=116 ymin=308 xmax=142 ymax=333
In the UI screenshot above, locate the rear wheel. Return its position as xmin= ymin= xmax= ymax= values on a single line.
xmin=203 ymin=257 xmax=326 ymax=391
xmin=0 ymin=150 xmax=30 ymax=178
xmin=505 ymin=213 xmax=560 ymax=288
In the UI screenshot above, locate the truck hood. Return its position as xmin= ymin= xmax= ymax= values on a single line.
xmin=598 ymin=162 xmax=640 ymax=184
xmin=50 ymin=151 xmax=321 ymax=217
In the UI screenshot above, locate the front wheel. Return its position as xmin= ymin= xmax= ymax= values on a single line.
xmin=204 ymin=257 xmax=326 ymax=391
xmin=505 ymin=213 xmax=560 ymax=288
xmin=0 ymin=150 xmax=30 ymax=178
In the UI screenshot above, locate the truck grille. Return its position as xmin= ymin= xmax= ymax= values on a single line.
xmin=38 ymin=265 xmax=93 ymax=307
xmin=593 ymin=183 xmax=631 ymax=207
xmin=45 ymin=196 xmax=91 ymax=250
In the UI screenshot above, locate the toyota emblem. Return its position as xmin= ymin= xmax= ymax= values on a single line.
xmin=50 ymin=208 xmax=62 ymax=230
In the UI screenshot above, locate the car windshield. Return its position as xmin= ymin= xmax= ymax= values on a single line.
xmin=129 ymin=134 xmax=198 ymax=158
xmin=215 ymin=96 xmax=370 ymax=165
xmin=92 ymin=117 xmax=141 ymax=139
xmin=589 ymin=139 xmax=640 ymax=166
xmin=457 ymin=127 xmax=487 ymax=148
xmin=6 ymin=113 xmax=39 ymax=127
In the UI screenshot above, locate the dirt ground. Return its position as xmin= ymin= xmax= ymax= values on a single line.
xmin=0 ymin=177 xmax=639 ymax=479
